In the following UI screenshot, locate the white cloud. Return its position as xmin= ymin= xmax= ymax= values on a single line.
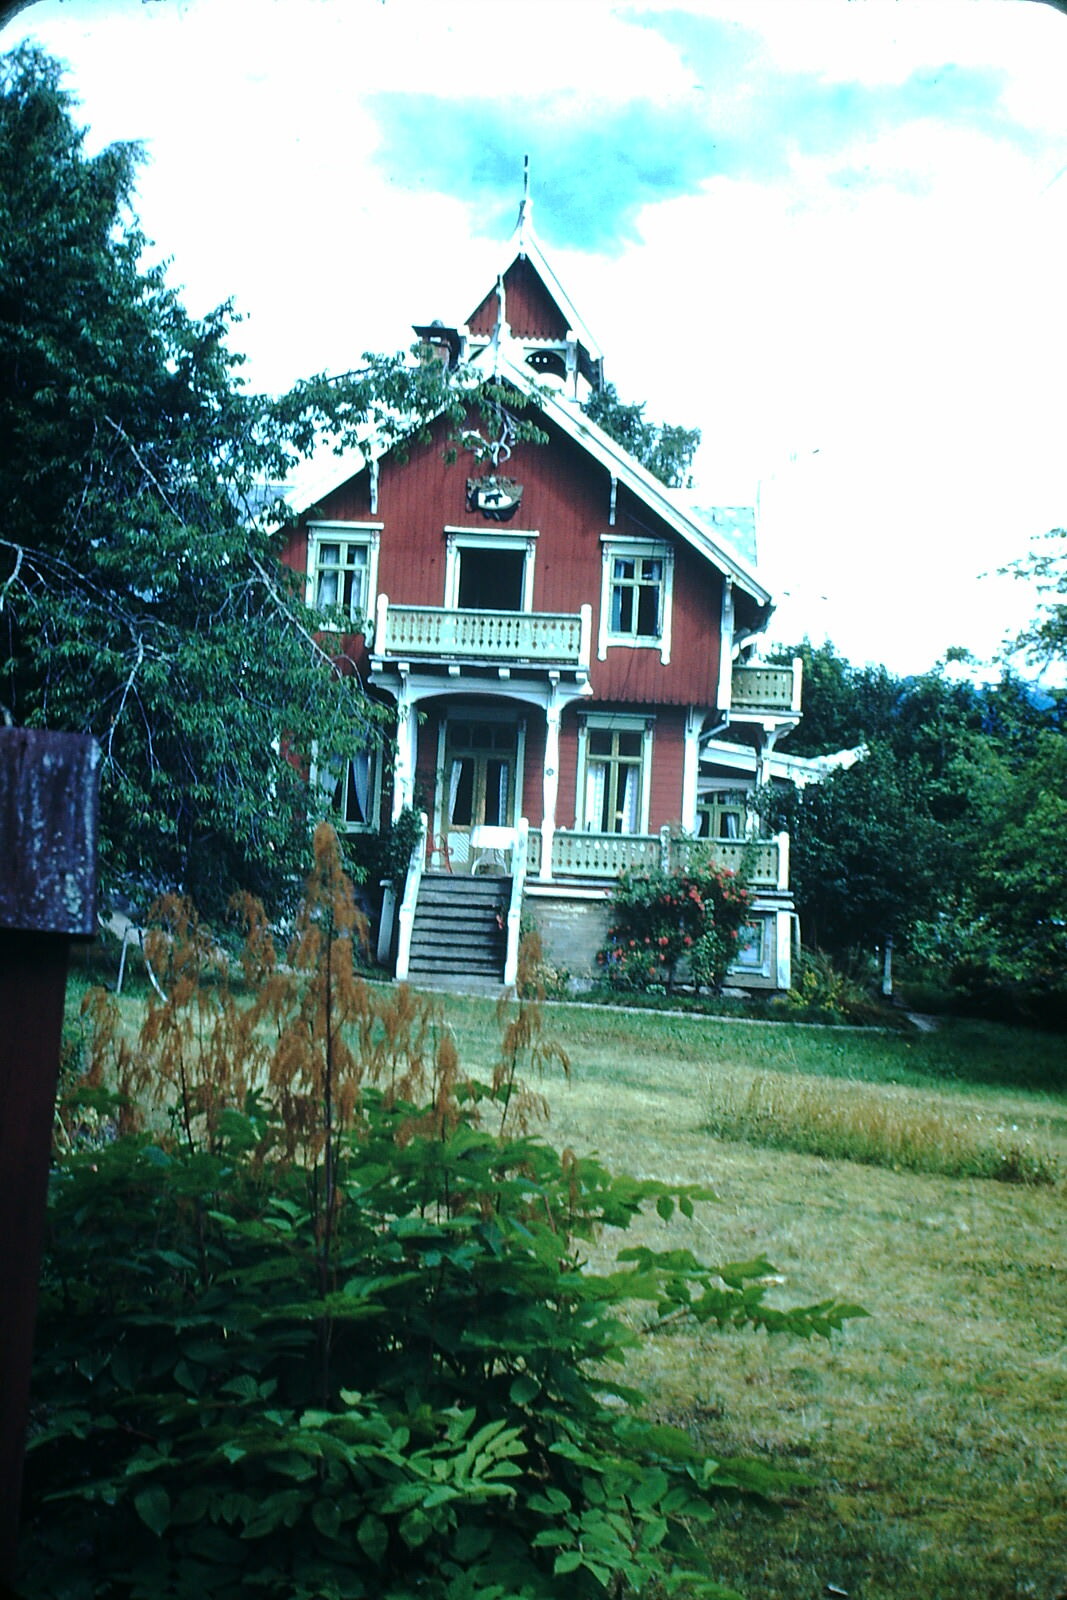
xmin=9 ymin=0 xmax=1067 ymax=674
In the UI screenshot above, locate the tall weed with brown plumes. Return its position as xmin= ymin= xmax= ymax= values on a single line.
xmin=26 ymin=827 xmax=863 ymax=1600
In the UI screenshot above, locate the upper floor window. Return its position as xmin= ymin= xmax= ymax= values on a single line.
xmin=307 ymin=522 xmax=382 ymax=632
xmin=598 ymin=537 xmax=673 ymax=664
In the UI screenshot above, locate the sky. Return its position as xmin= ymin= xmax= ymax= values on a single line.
xmin=6 ymin=0 xmax=1067 ymax=677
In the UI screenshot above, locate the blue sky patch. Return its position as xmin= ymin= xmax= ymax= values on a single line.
xmin=368 ymin=10 xmax=1027 ymax=251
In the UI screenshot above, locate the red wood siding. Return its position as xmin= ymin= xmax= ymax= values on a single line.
xmin=520 ymin=717 xmax=546 ymax=821
xmin=282 ymin=404 xmax=725 ymax=709
xmin=415 ymin=711 xmax=441 ymax=815
xmin=468 ymin=257 xmax=569 ymax=341
xmin=557 ymin=706 xmax=582 ymax=829
xmin=647 ymin=707 xmax=686 ymax=827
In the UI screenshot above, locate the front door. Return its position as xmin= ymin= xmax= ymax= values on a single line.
xmin=439 ymin=718 xmax=519 ymax=870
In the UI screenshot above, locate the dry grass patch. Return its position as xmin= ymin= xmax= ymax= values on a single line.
xmin=704 ymin=1068 xmax=1060 ymax=1185
xmin=432 ymin=995 xmax=1067 ymax=1600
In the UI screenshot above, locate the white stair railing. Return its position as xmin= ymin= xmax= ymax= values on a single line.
xmin=503 ymin=817 xmax=529 ymax=989
xmin=394 ymin=811 xmax=427 ymax=981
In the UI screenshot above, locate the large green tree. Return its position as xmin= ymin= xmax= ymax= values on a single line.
xmin=581 ymin=382 xmax=701 ymax=489
xmin=762 ymin=640 xmax=1064 ymax=979
xmin=0 ymin=46 xmax=461 ymax=912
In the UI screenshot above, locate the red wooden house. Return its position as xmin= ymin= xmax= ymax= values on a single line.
xmin=280 ymin=200 xmax=803 ymax=991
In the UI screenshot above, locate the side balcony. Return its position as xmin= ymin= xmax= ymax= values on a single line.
xmin=728 ymin=659 xmax=803 ymax=720
xmin=372 ymin=596 xmax=592 ymax=672
xmin=526 ymin=826 xmax=790 ymax=892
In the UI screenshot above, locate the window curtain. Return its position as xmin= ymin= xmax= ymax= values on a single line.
xmin=620 ymin=764 xmax=639 ymax=833
xmin=350 ymin=548 xmax=369 ymax=613
xmin=585 ymin=761 xmax=606 ymax=832
xmin=350 ymin=751 xmax=371 ymax=824
xmin=448 ymin=760 xmax=464 ymax=822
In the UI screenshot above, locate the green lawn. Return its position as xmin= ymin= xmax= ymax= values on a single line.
xmin=61 ymin=968 xmax=1066 ymax=1600
xmin=433 ymin=995 xmax=1067 ymax=1600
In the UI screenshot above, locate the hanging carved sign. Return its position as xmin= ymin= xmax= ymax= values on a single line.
xmin=466 ymin=475 xmax=524 ymax=521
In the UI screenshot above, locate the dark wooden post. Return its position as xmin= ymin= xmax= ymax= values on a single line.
xmin=0 ymin=729 xmax=100 ymax=1583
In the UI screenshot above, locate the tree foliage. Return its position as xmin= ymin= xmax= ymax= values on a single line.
xmin=766 ymin=638 xmax=1067 ymax=1016
xmin=19 ymin=827 xmax=862 ymax=1599
xmin=0 ymin=47 xmax=509 ymax=913
xmin=1003 ymin=526 xmax=1067 ymax=668
xmin=582 ymin=382 xmax=701 ymax=489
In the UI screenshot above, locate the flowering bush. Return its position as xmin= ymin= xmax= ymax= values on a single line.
xmin=598 ymin=858 xmax=752 ymax=994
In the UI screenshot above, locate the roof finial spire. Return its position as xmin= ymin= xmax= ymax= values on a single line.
xmin=516 ymin=154 xmax=532 ymax=252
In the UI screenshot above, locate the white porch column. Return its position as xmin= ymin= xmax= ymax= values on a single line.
xmin=540 ymin=694 xmax=562 ymax=880
xmin=681 ymin=708 xmax=702 ymax=834
xmin=392 ymin=679 xmax=417 ymax=820
xmin=717 ymin=578 xmax=734 ymax=712
xmin=775 ymin=909 xmax=793 ymax=991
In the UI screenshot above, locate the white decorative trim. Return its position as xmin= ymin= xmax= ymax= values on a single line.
xmin=681 ymin=708 xmax=703 ymax=834
xmin=718 ymin=578 xmax=734 ymax=711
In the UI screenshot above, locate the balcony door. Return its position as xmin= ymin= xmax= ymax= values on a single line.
xmin=444 ymin=529 xmax=537 ymax=615
xmin=439 ymin=717 xmax=521 ymax=870
xmin=457 ymin=547 xmax=525 ymax=611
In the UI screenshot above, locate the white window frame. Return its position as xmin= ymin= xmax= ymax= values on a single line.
xmin=697 ymin=784 xmax=751 ymax=840
xmin=731 ymin=916 xmax=771 ymax=978
xmin=575 ymin=713 xmax=654 ymax=835
xmin=598 ymin=536 xmax=674 ymax=665
xmin=443 ymin=527 xmax=538 ymax=612
xmin=306 ymin=521 xmax=382 ymax=638
xmin=313 ymin=744 xmax=382 ymax=834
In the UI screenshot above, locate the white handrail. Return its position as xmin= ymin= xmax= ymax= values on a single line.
xmin=394 ymin=810 xmax=426 ymax=981
xmin=503 ymin=817 xmax=529 ymax=989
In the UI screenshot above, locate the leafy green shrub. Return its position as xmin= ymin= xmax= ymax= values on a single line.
xmin=20 ymin=827 xmax=862 ymax=1600
xmin=776 ymin=949 xmax=895 ymax=1028
xmin=598 ymin=859 xmax=752 ymax=995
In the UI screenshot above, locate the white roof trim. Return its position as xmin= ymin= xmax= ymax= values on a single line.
xmin=486 ymin=350 xmax=770 ymax=604
xmin=271 ymin=342 xmax=770 ymax=604
xmin=700 ymin=738 xmax=868 ymax=785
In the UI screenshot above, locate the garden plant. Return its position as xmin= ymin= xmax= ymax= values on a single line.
xmin=598 ymin=858 xmax=752 ymax=996
xmin=20 ymin=827 xmax=861 ymax=1600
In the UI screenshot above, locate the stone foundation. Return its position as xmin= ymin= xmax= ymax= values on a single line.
xmin=522 ymin=890 xmax=612 ymax=980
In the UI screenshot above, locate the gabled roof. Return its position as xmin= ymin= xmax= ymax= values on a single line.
xmin=471 ymin=190 xmax=603 ymax=363
xmin=485 ymin=347 xmax=771 ymax=606
xmin=273 ymin=188 xmax=770 ymax=610
xmin=275 ymin=338 xmax=771 ymax=608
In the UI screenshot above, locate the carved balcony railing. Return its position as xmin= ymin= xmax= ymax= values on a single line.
xmin=536 ymin=829 xmax=786 ymax=889
xmin=730 ymin=660 xmax=802 ymax=716
xmin=550 ymin=831 xmax=663 ymax=878
xmin=374 ymin=597 xmax=592 ymax=670
xmin=674 ymin=836 xmax=784 ymax=888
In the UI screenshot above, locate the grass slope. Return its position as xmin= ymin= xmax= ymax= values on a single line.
xmin=440 ymin=999 xmax=1067 ymax=1600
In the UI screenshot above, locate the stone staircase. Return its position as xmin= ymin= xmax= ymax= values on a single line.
xmin=405 ymin=874 xmax=509 ymax=983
